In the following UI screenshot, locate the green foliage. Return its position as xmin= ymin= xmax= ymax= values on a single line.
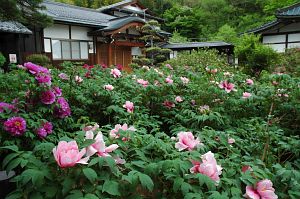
xmin=210 ymin=24 xmax=238 ymax=44
xmin=235 ymin=34 xmax=278 ymax=76
xmin=26 ymin=54 xmax=51 ymax=67
xmin=0 ymin=52 xmax=6 ymax=67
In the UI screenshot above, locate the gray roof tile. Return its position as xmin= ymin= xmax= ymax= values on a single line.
xmin=0 ymin=21 xmax=32 ymax=34
xmin=42 ymin=0 xmax=115 ymax=27
xmin=161 ymin=42 xmax=233 ymax=49
xmin=277 ymin=2 xmax=300 ymax=17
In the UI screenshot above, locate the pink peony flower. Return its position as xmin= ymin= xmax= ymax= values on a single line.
xmin=244 ymin=179 xmax=278 ymax=199
xmin=175 ymin=96 xmax=183 ymax=103
xmin=53 ymin=141 xmax=89 ymax=168
xmin=58 ymin=73 xmax=69 ymax=80
xmin=123 ymin=101 xmax=134 ymax=113
xmin=190 ymin=151 xmax=222 ymax=182
xmin=246 ymin=79 xmax=254 ymax=85
xmin=111 ymin=68 xmax=122 ymax=78
xmin=165 ymin=76 xmax=173 ymax=84
xmin=104 ymin=84 xmax=114 ymax=91
xmin=36 ymin=128 xmax=48 ymax=138
xmin=85 ymin=131 xmax=119 ymax=157
xmin=242 ymin=165 xmax=252 ymax=173
xmin=0 ymin=102 xmax=16 ymax=113
xmin=175 ymin=131 xmax=201 ymax=151
xmin=116 ymin=64 xmax=123 ymax=71
xmin=137 ymin=79 xmax=149 ymax=87
xmin=75 ymin=76 xmax=83 ymax=83
xmin=54 ymin=97 xmax=71 ymax=118
xmin=206 ymin=67 xmax=218 ymax=74
xmin=228 ymin=138 xmax=235 ymax=144
xmin=165 ymin=64 xmax=173 ymax=70
xmin=110 ymin=124 xmax=136 ymax=139
xmin=83 ymin=123 xmax=99 ymax=132
xmin=35 ymin=72 xmax=52 ymax=85
xmin=52 ymin=87 xmax=62 ymax=97
xmin=242 ymin=92 xmax=252 ymax=99
xmin=180 ymin=77 xmax=189 ymax=84
xmin=40 ymin=90 xmax=56 ymax=105
xmin=24 ymin=62 xmax=49 ymax=75
xmin=163 ymin=100 xmax=175 ymax=109
xmin=114 ymin=156 xmax=126 ymax=165
xmin=4 ymin=117 xmax=26 ymax=136
xmin=101 ymin=63 xmax=108 ymax=69
xmin=219 ymin=81 xmax=235 ymax=93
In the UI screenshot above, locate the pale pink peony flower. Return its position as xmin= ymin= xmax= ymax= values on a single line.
xmin=137 ymin=79 xmax=149 ymax=87
xmin=104 ymin=84 xmax=114 ymax=91
xmin=85 ymin=131 xmax=119 ymax=157
xmin=114 ymin=156 xmax=126 ymax=164
xmin=190 ymin=151 xmax=222 ymax=182
xmin=53 ymin=141 xmax=89 ymax=168
xmin=175 ymin=96 xmax=183 ymax=103
xmin=206 ymin=67 xmax=218 ymax=74
xmin=165 ymin=76 xmax=173 ymax=84
xmin=242 ymin=92 xmax=252 ymax=99
xmin=180 ymin=77 xmax=189 ymax=84
xmin=111 ymin=68 xmax=122 ymax=78
xmin=83 ymin=123 xmax=99 ymax=132
xmin=110 ymin=124 xmax=136 ymax=139
xmin=219 ymin=81 xmax=235 ymax=93
xmin=246 ymin=79 xmax=254 ymax=85
xmin=175 ymin=131 xmax=201 ymax=151
xmin=163 ymin=100 xmax=175 ymax=109
xmin=244 ymin=179 xmax=278 ymax=199
xmin=228 ymin=138 xmax=235 ymax=144
xmin=58 ymin=73 xmax=69 ymax=80
xmin=199 ymin=105 xmax=210 ymax=114
xmin=4 ymin=117 xmax=26 ymax=136
xmin=165 ymin=64 xmax=173 ymax=70
xmin=123 ymin=101 xmax=134 ymax=113
xmin=75 ymin=75 xmax=83 ymax=83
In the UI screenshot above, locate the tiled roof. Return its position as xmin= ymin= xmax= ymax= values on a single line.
xmin=0 ymin=21 xmax=32 ymax=34
xmin=97 ymin=0 xmax=134 ymax=11
xmin=245 ymin=20 xmax=280 ymax=34
xmin=276 ymin=2 xmax=300 ymax=17
xmin=161 ymin=42 xmax=233 ymax=49
xmin=42 ymin=0 xmax=115 ymax=27
xmin=101 ymin=16 xmax=145 ymax=31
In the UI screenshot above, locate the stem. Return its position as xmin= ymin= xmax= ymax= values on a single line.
xmin=261 ymin=102 xmax=274 ymax=162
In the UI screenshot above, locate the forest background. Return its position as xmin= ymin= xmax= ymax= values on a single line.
xmin=55 ymin=0 xmax=299 ymax=44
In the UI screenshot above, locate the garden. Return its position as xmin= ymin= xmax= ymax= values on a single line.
xmin=0 ymin=49 xmax=300 ymax=199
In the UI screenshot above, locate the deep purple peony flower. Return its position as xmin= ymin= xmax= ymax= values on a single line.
xmin=36 ymin=128 xmax=48 ymax=138
xmin=4 ymin=117 xmax=26 ymax=136
xmin=52 ymin=87 xmax=62 ymax=97
xmin=54 ymin=97 xmax=71 ymax=118
xmin=40 ymin=90 xmax=56 ymax=105
xmin=35 ymin=73 xmax=52 ymax=85
xmin=0 ymin=102 xmax=15 ymax=113
xmin=43 ymin=121 xmax=53 ymax=134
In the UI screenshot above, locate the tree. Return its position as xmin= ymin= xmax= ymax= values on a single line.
xmin=0 ymin=0 xmax=52 ymax=27
xmin=210 ymin=24 xmax=238 ymax=44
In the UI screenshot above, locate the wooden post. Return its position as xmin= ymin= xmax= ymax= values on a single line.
xmin=108 ymin=43 xmax=112 ymax=67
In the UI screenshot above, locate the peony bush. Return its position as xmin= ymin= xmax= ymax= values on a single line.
xmin=0 ymin=50 xmax=300 ymax=199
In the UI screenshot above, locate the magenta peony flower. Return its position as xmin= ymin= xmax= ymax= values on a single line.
xmin=40 ymin=90 xmax=56 ymax=105
xmin=101 ymin=63 xmax=108 ymax=69
xmin=190 ymin=151 xmax=222 ymax=182
xmin=163 ymin=100 xmax=175 ymax=109
xmin=85 ymin=131 xmax=119 ymax=157
xmin=246 ymin=79 xmax=254 ymax=85
xmin=219 ymin=81 xmax=235 ymax=93
xmin=0 ymin=102 xmax=16 ymax=113
xmin=52 ymin=87 xmax=62 ymax=97
xmin=58 ymin=73 xmax=69 ymax=80
xmin=24 ymin=62 xmax=47 ymax=75
xmin=123 ymin=101 xmax=134 ymax=113
xmin=180 ymin=77 xmax=189 ymax=84
xmin=111 ymin=68 xmax=122 ymax=78
xmin=242 ymin=92 xmax=252 ymax=99
xmin=244 ymin=179 xmax=278 ymax=199
xmin=53 ymin=141 xmax=89 ymax=168
xmin=104 ymin=84 xmax=114 ymax=91
xmin=175 ymin=96 xmax=183 ymax=103
xmin=137 ymin=79 xmax=149 ymax=87
xmin=35 ymin=72 xmax=52 ymax=85
xmin=43 ymin=121 xmax=53 ymax=134
xmin=116 ymin=64 xmax=123 ymax=71
xmin=165 ymin=76 xmax=173 ymax=84
xmin=175 ymin=131 xmax=201 ymax=151
xmin=242 ymin=165 xmax=252 ymax=173
xmin=4 ymin=117 xmax=26 ymax=136
xmin=54 ymin=97 xmax=71 ymax=118
xmin=36 ymin=128 xmax=48 ymax=138
xmin=110 ymin=124 xmax=136 ymax=139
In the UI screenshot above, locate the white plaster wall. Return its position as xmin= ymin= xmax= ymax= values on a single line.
xmin=288 ymin=33 xmax=300 ymax=42
xmin=262 ymin=35 xmax=285 ymax=43
xmin=279 ymin=22 xmax=300 ymax=32
xmin=288 ymin=42 xmax=300 ymax=49
xmin=44 ymin=24 xmax=69 ymax=39
xmin=267 ymin=44 xmax=286 ymax=52
xmin=71 ymin=26 xmax=93 ymax=41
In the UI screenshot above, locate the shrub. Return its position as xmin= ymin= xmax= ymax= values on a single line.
xmin=26 ymin=54 xmax=50 ymax=66
xmin=235 ymin=34 xmax=279 ymax=76
xmin=0 ymin=52 xmax=6 ymax=67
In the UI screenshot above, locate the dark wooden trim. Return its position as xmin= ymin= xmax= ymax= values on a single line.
xmin=104 ymin=22 xmax=145 ymax=36
xmin=113 ymin=41 xmax=145 ymax=47
xmin=262 ymin=30 xmax=300 ymax=36
xmin=69 ymin=25 xmax=71 ymax=39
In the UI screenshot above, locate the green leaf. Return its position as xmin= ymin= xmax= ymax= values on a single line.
xmin=84 ymin=193 xmax=99 ymax=199
xmin=30 ymin=192 xmax=43 ymax=199
xmin=6 ymin=158 xmax=22 ymax=172
xmin=102 ymin=180 xmax=120 ymax=196
xmin=62 ymin=177 xmax=74 ymax=195
xmin=81 ymin=139 xmax=96 ymax=148
xmin=0 ymin=145 xmax=19 ymax=152
xmin=2 ymin=153 xmax=19 ymax=169
xmin=138 ymin=173 xmax=154 ymax=191
xmin=44 ymin=186 xmax=57 ymax=198
xmin=5 ymin=191 xmax=23 ymax=199
xmin=181 ymin=182 xmax=192 ymax=195
xmin=173 ymin=177 xmax=184 ymax=192
xmin=83 ymin=168 xmax=97 ymax=183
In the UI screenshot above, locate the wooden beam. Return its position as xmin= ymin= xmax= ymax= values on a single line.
xmin=113 ymin=41 xmax=145 ymax=47
xmin=104 ymin=22 xmax=144 ymax=36
xmin=108 ymin=43 xmax=112 ymax=66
